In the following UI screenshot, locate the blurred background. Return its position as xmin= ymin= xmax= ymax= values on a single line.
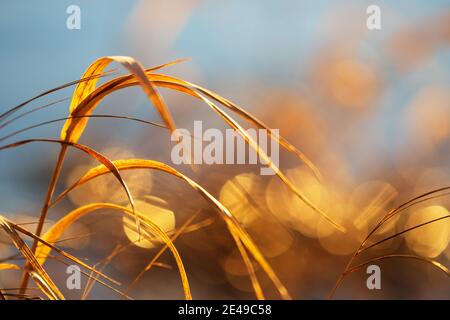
xmin=0 ymin=0 xmax=449 ymax=299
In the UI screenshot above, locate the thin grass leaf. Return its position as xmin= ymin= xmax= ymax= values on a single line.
xmin=0 ymin=97 xmax=70 ymax=131
xmin=0 ymin=70 xmax=115 ymax=124
xmin=0 ymin=263 xmax=20 ymax=271
xmin=359 ymin=214 xmax=450 ymax=254
xmin=0 ymin=138 xmax=136 ymax=219
xmin=0 ymin=114 xmax=166 ymax=143
xmin=82 ymin=244 xmax=123 ymax=300
xmin=345 ymin=254 xmax=450 ymax=277
xmin=0 ymin=216 xmax=64 ymax=300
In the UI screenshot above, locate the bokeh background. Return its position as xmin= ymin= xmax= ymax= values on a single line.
xmin=0 ymin=0 xmax=449 ymax=299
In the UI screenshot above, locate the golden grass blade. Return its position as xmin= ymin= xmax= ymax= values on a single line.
xmin=0 ymin=293 xmax=42 ymax=300
xmin=0 ymin=71 xmax=115 ymax=124
xmin=0 ymin=114 xmax=166 ymax=143
xmin=351 ymin=187 xmax=450 ymax=260
xmin=28 ymin=271 xmax=62 ymax=300
xmin=82 ymin=245 xmax=123 ymax=300
xmin=0 ymin=263 xmax=20 ymax=271
xmin=146 ymin=58 xmax=191 ymax=73
xmin=229 ymin=232 xmax=264 ymax=300
xmin=54 ymin=232 xmax=96 ymax=244
xmin=35 ymin=202 xmax=191 ymax=300
xmin=52 ymin=159 xmax=290 ymax=299
xmin=345 ymin=254 xmax=450 ymax=277
xmin=0 ymin=97 xmax=70 ymax=131
xmin=34 ymin=204 xmax=102 ymax=266
xmin=60 ymin=56 xmax=176 ymax=143
xmin=0 ymin=138 xmax=136 ymax=218
xmin=359 ymin=214 xmax=450 ymax=254
xmin=20 ymin=144 xmax=67 ymax=294
xmin=381 ymin=187 xmax=450 ymax=226
xmin=0 ymin=216 xmax=64 ymax=300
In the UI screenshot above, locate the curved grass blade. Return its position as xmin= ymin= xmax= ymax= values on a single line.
xmin=82 ymin=244 xmax=123 ymax=300
xmin=0 ymin=71 xmax=115 ymax=124
xmin=0 ymin=114 xmax=165 ymax=143
xmin=34 ymin=202 xmax=192 ymax=300
xmin=0 ymin=97 xmax=70 ymax=131
xmin=0 ymin=263 xmax=20 ymax=271
xmin=359 ymin=214 xmax=450 ymax=254
xmin=345 ymin=254 xmax=449 ymax=277
xmin=61 ymin=56 xmax=176 ymax=143
xmin=0 ymin=138 xmax=136 ymax=215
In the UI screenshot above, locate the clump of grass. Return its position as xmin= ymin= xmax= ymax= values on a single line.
xmin=0 ymin=56 xmax=337 ymax=300
xmin=0 ymin=56 xmax=448 ymax=300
